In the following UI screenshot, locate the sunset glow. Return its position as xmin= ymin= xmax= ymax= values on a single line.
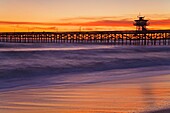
xmin=0 ymin=0 xmax=170 ymax=32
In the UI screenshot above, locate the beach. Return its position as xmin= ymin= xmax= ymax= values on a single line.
xmin=0 ymin=43 xmax=170 ymax=113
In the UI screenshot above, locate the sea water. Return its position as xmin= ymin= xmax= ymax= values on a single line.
xmin=0 ymin=43 xmax=170 ymax=113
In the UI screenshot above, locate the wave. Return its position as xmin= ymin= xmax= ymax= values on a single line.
xmin=0 ymin=43 xmax=170 ymax=91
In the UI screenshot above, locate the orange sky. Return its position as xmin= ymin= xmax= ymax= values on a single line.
xmin=0 ymin=0 xmax=170 ymax=32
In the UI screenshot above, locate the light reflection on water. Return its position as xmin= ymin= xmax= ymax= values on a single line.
xmin=0 ymin=44 xmax=113 ymax=52
xmin=0 ymin=74 xmax=170 ymax=113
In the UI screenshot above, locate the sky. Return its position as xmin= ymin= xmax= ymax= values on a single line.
xmin=0 ymin=0 xmax=170 ymax=32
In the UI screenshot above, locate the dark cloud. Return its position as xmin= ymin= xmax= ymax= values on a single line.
xmin=0 ymin=19 xmax=169 ymax=28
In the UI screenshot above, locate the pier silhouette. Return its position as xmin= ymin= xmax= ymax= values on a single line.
xmin=0 ymin=16 xmax=170 ymax=45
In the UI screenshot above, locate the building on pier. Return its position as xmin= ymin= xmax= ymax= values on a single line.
xmin=134 ymin=16 xmax=149 ymax=32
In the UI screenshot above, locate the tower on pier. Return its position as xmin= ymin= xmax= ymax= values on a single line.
xmin=134 ymin=16 xmax=149 ymax=32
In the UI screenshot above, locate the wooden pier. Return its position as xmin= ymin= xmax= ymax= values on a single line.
xmin=0 ymin=16 xmax=169 ymax=45
xmin=0 ymin=30 xmax=170 ymax=45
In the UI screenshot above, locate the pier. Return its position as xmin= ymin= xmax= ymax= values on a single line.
xmin=0 ymin=16 xmax=170 ymax=45
xmin=0 ymin=30 xmax=170 ymax=45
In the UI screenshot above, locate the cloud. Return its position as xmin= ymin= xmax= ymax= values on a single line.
xmin=0 ymin=18 xmax=170 ymax=30
xmin=0 ymin=19 xmax=132 ymax=27
xmin=150 ymin=19 xmax=170 ymax=26
xmin=12 ymin=25 xmax=57 ymax=30
xmin=59 ymin=16 xmax=126 ymax=21
xmin=83 ymin=20 xmax=132 ymax=26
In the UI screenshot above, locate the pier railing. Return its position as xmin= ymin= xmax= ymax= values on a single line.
xmin=0 ymin=30 xmax=170 ymax=45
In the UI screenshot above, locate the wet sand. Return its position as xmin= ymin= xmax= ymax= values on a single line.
xmin=0 ymin=73 xmax=170 ymax=113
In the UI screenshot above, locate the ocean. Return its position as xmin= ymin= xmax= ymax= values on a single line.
xmin=0 ymin=43 xmax=170 ymax=113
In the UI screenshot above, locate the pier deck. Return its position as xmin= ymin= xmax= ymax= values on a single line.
xmin=0 ymin=30 xmax=170 ymax=45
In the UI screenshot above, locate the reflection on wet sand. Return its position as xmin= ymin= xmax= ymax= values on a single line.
xmin=0 ymin=74 xmax=170 ymax=113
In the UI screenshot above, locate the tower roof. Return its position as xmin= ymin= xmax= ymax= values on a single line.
xmin=134 ymin=16 xmax=149 ymax=26
xmin=134 ymin=15 xmax=149 ymax=31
